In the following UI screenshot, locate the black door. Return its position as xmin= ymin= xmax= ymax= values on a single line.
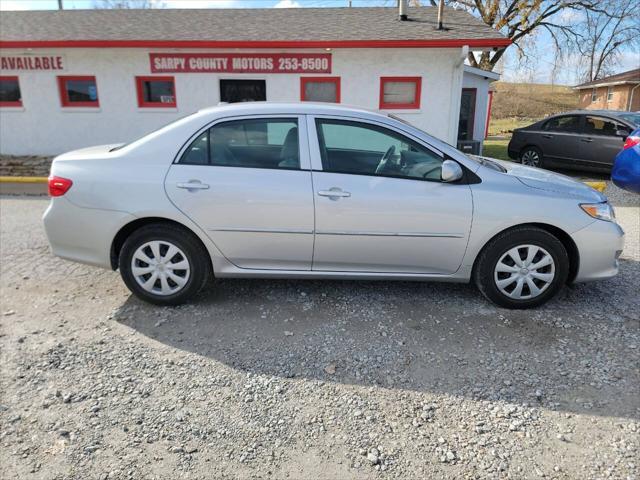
xmin=536 ymin=115 xmax=583 ymax=167
xmin=458 ymin=88 xmax=476 ymax=141
xmin=220 ymin=79 xmax=266 ymax=103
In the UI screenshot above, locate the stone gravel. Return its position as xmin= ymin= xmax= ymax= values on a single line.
xmin=1 ymin=181 xmax=639 ymax=480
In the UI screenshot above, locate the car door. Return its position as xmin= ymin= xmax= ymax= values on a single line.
xmin=536 ymin=115 xmax=583 ymax=167
xmin=576 ymin=115 xmax=628 ymax=169
xmin=165 ymin=115 xmax=315 ymax=270
xmin=308 ymin=116 xmax=472 ymax=274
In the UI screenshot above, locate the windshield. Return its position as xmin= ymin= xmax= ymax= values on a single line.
xmin=618 ymin=113 xmax=640 ymax=128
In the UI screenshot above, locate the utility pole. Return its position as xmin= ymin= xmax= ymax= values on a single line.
xmin=58 ymin=0 xmax=63 ymax=9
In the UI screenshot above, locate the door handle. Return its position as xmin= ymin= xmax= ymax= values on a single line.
xmin=318 ymin=188 xmax=351 ymax=199
xmin=542 ymin=134 xmax=553 ymax=139
xmin=176 ymin=180 xmax=210 ymax=190
xmin=580 ymin=138 xmax=593 ymax=143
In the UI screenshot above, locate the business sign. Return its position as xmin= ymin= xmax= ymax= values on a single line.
xmin=150 ymin=53 xmax=331 ymax=74
xmin=0 ymin=55 xmax=64 ymax=71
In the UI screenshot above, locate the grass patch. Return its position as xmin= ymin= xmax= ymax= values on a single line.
xmin=488 ymin=117 xmax=536 ymax=137
xmin=482 ymin=139 xmax=510 ymax=161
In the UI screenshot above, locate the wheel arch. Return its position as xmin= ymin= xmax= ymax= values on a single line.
xmin=519 ymin=144 xmax=543 ymax=158
xmin=110 ymin=217 xmax=213 ymax=273
xmin=472 ymin=222 xmax=579 ymax=283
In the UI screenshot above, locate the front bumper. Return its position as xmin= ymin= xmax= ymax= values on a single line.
xmin=43 ymin=197 xmax=135 ymax=269
xmin=572 ymin=218 xmax=625 ymax=282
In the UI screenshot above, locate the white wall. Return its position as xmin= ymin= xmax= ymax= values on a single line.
xmin=0 ymin=47 xmax=462 ymax=155
xmin=461 ymin=71 xmax=492 ymax=143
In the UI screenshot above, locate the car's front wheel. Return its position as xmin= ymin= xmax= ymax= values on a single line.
xmin=119 ymin=223 xmax=211 ymax=306
xmin=474 ymin=227 xmax=569 ymax=309
xmin=519 ymin=146 xmax=543 ymax=168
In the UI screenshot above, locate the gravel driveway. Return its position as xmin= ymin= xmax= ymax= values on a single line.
xmin=1 ymin=183 xmax=638 ymax=480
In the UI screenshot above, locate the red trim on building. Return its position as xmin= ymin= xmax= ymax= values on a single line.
xmin=379 ymin=76 xmax=422 ymax=109
xmin=135 ymin=75 xmax=176 ymax=108
xmin=0 ymin=75 xmax=22 ymax=107
xmin=300 ymin=76 xmax=341 ymax=103
xmin=484 ymin=90 xmax=494 ymax=140
xmin=0 ymin=38 xmax=512 ymax=49
xmin=57 ymin=75 xmax=99 ymax=107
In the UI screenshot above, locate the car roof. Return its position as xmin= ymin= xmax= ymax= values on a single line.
xmin=557 ymin=109 xmax=633 ymax=118
xmin=198 ymin=101 xmax=389 ymax=120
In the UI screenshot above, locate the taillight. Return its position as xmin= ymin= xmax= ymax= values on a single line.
xmin=48 ymin=176 xmax=73 ymax=197
xmin=623 ymin=135 xmax=640 ymax=150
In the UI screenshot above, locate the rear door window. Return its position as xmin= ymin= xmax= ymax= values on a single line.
xmin=542 ymin=116 xmax=581 ymax=133
xmin=179 ymin=118 xmax=300 ymax=169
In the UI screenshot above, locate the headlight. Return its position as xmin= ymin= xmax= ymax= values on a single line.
xmin=580 ymin=202 xmax=615 ymax=222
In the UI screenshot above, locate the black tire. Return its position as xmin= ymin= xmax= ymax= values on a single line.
xmin=119 ymin=223 xmax=211 ymax=306
xmin=473 ymin=227 xmax=569 ymax=309
xmin=519 ymin=146 xmax=544 ymax=168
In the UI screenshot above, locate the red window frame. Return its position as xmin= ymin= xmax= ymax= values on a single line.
xmin=135 ymin=75 xmax=177 ymax=108
xmin=379 ymin=76 xmax=422 ymax=109
xmin=0 ymin=75 xmax=22 ymax=107
xmin=300 ymin=76 xmax=341 ymax=103
xmin=57 ymin=75 xmax=99 ymax=107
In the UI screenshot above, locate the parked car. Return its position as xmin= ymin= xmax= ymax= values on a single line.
xmin=508 ymin=110 xmax=640 ymax=172
xmin=612 ymin=127 xmax=640 ymax=194
xmin=44 ymin=103 xmax=624 ymax=309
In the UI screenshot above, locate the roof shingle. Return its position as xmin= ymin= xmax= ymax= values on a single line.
xmin=574 ymin=68 xmax=640 ymax=89
xmin=0 ymin=7 xmax=507 ymax=46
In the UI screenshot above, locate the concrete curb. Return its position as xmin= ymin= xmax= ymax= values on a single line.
xmin=0 ymin=176 xmax=48 ymax=183
xmin=583 ymin=181 xmax=607 ymax=193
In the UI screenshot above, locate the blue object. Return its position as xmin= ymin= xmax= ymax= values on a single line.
xmin=612 ymin=128 xmax=640 ymax=194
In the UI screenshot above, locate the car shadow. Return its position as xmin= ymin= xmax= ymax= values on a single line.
xmin=115 ymin=258 xmax=640 ymax=420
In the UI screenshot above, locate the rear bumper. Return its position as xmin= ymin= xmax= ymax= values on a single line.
xmin=43 ymin=197 xmax=135 ymax=269
xmin=572 ymin=219 xmax=625 ymax=282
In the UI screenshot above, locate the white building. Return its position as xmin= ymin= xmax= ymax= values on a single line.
xmin=0 ymin=7 xmax=507 ymax=156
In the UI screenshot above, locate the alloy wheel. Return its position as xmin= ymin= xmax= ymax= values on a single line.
xmin=493 ymin=244 xmax=555 ymax=300
xmin=131 ymin=240 xmax=191 ymax=296
xmin=521 ymin=150 xmax=541 ymax=167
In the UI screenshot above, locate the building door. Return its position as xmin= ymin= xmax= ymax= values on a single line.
xmin=220 ymin=79 xmax=266 ymax=103
xmin=458 ymin=88 xmax=476 ymax=140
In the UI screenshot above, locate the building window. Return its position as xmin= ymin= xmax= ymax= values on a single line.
xmin=607 ymin=86 xmax=614 ymax=102
xmin=591 ymin=88 xmax=597 ymax=103
xmin=220 ymin=79 xmax=266 ymax=103
xmin=379 ymin=77 xmax=421 ymax=109
xmin=136 ymin=76 xmax=176 ymax=108
xmin=57 ymin=76 xmax=99 ymax=107
xmin=0 ymin=76 xmax=22 ymax=107
xmin=300 ymin=77 xmax=340 ymax=103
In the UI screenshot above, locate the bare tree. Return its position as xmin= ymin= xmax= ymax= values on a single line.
xmin=575 ymin=0 xmax=640 ymax=82
xmin=427 ymin=1 xmax=608 ymax=71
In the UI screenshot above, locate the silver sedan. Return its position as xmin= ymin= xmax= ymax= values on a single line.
xmin=43 ymin=103 xmax=624 ymax=308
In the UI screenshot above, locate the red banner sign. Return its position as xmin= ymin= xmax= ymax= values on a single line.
xmin=150 ymin=53 xmax=331 ymax=74
xmin=1 ymin=55 xmax=64 ymax=71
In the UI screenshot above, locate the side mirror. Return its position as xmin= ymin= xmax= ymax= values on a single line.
xmin=441 ymin=159 xmax=464 ymax=183
xmin=616 ymin=129 xmax=630 ymax=139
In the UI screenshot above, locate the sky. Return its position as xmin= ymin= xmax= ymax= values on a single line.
xmin=1 ymin=0 xmax=638 ymax=85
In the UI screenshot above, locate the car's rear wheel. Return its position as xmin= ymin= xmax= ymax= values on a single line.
xmin=520 ymin=146 xmax=543 ymax=168
xmin=474 ymin=227 xmax=569 ymax=309
xmin=119 ymin=223 xmax=211 ymax=306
